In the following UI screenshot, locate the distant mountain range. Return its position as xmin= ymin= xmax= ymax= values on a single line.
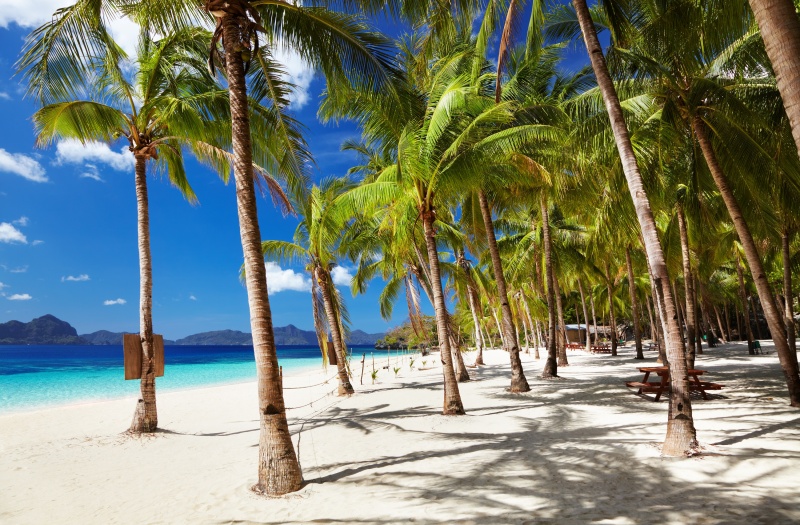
xmin=0 ymin=315 xmax=384 ymax=346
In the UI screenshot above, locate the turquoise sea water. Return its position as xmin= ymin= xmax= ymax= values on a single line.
xmin=0 ymin=344 xmax=379 ymax=414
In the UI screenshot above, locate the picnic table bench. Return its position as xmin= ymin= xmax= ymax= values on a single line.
xmin=625 ymin=366 xmax=723 ymax=401
xmin=646 ymin=342 xmax=660 ymax=352
xmin=590 ymin=343 xmax=611 ymax=354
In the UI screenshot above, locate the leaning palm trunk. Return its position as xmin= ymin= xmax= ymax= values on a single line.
xmin=130 ymin=154 xmax=157 ymax=433
xmin=219 ymin=14 xmax=303 ymax=494
xmin=578 ymin=278 xmax=592 ymax=353
xmin=626 ymin=247 xmax=644 ymax=360
xmin=421 ymin=211 xmax=465 ymax=414
xmin=782 ymin=230 xmax=797 ymax=353
xmin=573 ymin=0 xmax=696 ymax=454
xmin=477 ymin=191 xmax=530 ymax=392
xmin=316 ymin=268 xmax=354 ymax=395
xmin=749 ymin=0 xmax=800 ymax=159
xmin=677 ymin=206 xmax=697 ymax=368
xmin=693 ymin=117 xmax=800 ymax=406
xmin=541 ymin=195 xmax=558 ymax=378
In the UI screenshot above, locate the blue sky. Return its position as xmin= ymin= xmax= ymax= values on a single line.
xmin=0 ymin=1 xmax=587 ymax=339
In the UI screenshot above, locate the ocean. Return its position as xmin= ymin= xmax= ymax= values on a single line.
xmin=0 ymin=344 xmax=384 ymax=414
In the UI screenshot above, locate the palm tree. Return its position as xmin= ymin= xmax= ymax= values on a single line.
xmin=26 ymin=25 xmax=231 ymax=432
xmin=554 ymin=0 xmax=696 ymax=455
xmin=261 ymin=178 xmax=358 ymax=395
xmin=748 ymin=0 xmax=800 ymax=158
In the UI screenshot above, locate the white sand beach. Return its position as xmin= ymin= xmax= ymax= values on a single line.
xmin=2 ymin=343 xmax=799 ymax=524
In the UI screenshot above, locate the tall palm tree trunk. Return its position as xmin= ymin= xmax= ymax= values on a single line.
xmin=693 ymin=274 xmax=704 ymax=358
xmin=541 ymin=195 xmax=558 ymax=378
xmin=724 ymin=303 xmax=733 ymax=342
xmin=591 ymin=289 xmax=599 ymax=345
xmin=626 ymin=247 xmax=644 ymax=359
xmin=554 ymin=277 xmax=570 ymax=366
xmin=130 ymin=154 xmax=157 ymax=433
xmin=693 ymin=116 xmax=800 ymax=406
xmin=605 ymin=264 xmax=618 ymax=357
xmin=421 ymin=210 xmax=465 ymax=414
xmin=783 ymin=229 xmax=797 ymax=353
xmin=467 ymin=287 xmax=485 ymax=365
xmin=578 ymin=278 xmax=592 ymax=353
xmin=219 ymin=14 xmax=303 ymax=495
xmin=317 ymin=268 xmax=355 ymax=395
xmin=737 ymin=258 xmax=756 ymax=351
xmin=749 ymin=0 xmax=800 ymax=159
xmin=677 ymin=205 xmax=697 ymax=366
xmin=572 ymin=0 xmax=696 ymax=453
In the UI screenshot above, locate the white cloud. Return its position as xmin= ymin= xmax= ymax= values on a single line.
xmin=0 ymin=149 xmax=48 ymax=183
xmin=13 ymin=216 xmax=29 ymax=227
xmin=331 ymin=265 xmax=354 ymax=287
xmin=0 ymin=92 xmax=10 ymax=100
xmin=56 ymin=139 xmax=134 ymax=172
xmin=0 ymin=2 xmax=139 ymax=56
xmin=264 ymin=261 xmax=311 ymax=293
xmin=9 ymin=266 xmax=28 ymax=273
xmin=189 ymin=295 xmax=197 ymax=301
xmin=0 ymin=222 xmax=27 ymax=244
xmin=31 ymin=240 xmax=44 ymax=246
xmin=8 ymin=293 xmax=32 ymax=301
xmin=104 ymin=298 xmax=126 ymax=306
xmin=80 ymin=164 xmax=104 ymax=182
xmin=0 ymin=282 xmax=6 ymax=290
xmin=62 ymin=274 xmax=90 ymax=282
xmin=272 ymin=46 xmax=315 ymax=108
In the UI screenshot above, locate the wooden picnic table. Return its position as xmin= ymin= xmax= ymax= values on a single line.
xmin=625 ymin=366 xmax=723 ymax=401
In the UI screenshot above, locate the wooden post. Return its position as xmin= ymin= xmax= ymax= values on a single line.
xmin=124 ymin=333 xmax=165 ymax=379
xmin=360 ymin=353 xmax=365 ymax=385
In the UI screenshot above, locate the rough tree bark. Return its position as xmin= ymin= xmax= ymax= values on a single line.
xmin=578 ymin=278 xmax=592 ymax=353
xmin=694 ymin=116 xmax=800 ymax=406
xmin=541 ymin=195 xmax=558 ymax=378
xmin=421 ymin=210 xmax=465 ymax=414
xmin=316 ymin=268 xmax=355 ymax=395
xmin=219 ymin=12 xmax=303 ymax=495
xmin=626 ymin=247 xmax=644 ymax=359
xmin=677 ymin=205 xmax=697 ymax=368
xmin=477 ymin=191 xmax=529 ymax=391
xmin=572 ymin=0 xmax=696 ymax=453
xmin=554 ymin=276 xmax=569 ymax=366
xmin=748 ymin=0 xmax=800 ymax=159
xmin=130 ymin=154 xmax=157 ymax=433
xmin=783 ymin=230 xmax=796 ymax=353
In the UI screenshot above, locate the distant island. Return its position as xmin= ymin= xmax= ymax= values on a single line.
xmin=0 ymin=315 xmax=385 ymax=346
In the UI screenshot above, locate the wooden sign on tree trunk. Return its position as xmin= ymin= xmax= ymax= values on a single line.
xmin=123 ymin=334 xmax=165 ymax=379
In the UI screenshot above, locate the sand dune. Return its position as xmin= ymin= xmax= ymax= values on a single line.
xmin=1 ymin=342 xmax=799 ymax=524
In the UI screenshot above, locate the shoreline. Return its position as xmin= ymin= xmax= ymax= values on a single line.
xmin=2 ymin=345 xmax=798 ymax=524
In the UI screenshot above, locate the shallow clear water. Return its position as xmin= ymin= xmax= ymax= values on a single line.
xmin=0 ymin=344 xmax=379 ymax=413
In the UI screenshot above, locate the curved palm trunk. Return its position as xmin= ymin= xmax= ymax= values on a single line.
xmin=477 ymin=190 xmax=529 ymax=392
xmin=591 ymin=290 xmax=599 ymax=346
xmin=541 ymin=195 xmax=558 ymax=378
xmin=677 ymin=206 xmax=697 ymax=368
xmin=573 ymin=0 xmax=696 ymax=454
xmin=220 ymin=15 xmax=303 ymax=495
xmin=421 ymin=211 xmax=465 ymax=414
xmin=782 ymin=230 xmax=797 ymax=353
xmin=554 ymin=277 xmax=569 ymax=366
xmin=578 ymin=278 xmax=592 ymax=353
xmin=749 ymin=0 xmax=800 ymax=159
xmin=316 ymin=268 xmax=355 ymax=395
xmin=448 ymin=325 xmax=470 ymax=382
xmin=626 ymin=247 xmax=644 ymax=360
xmin=693 ymin=116 xmax=800 ymax=406
xmin=130 ymin=154 xmax=157 ymax=433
